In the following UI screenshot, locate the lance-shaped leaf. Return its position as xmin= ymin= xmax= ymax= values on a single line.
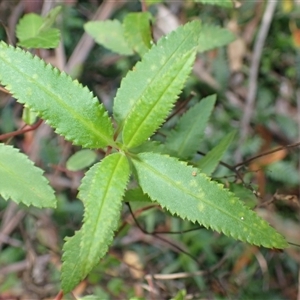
xmin=121 ymin=21 xmax=200 ymax=149
xmin=61 ymin=230 xmax=82 ymax=293
xmin=131 ymin=152 xmax=288 ymax=249
xmin=165 ymin=95 xmax=216 ymax=159
xmin=0 ymin=143 xmax=56 ymax=208
xmin=84 ymin=20 xmax=133 ymax=55
xmin=113 ymin=21 xmax=201 ymax=142
xmin=197 ymin=131 xmax=236 ymax=176
xmin=123 ymin=12 xmax=152 ymax=57
xmin=0 ymin=42 xmax=114 ymax=149
xmin=61 ymin=152 xmax=130 ymax=293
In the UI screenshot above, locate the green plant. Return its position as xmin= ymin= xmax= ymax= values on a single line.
xmin=16 ymin=6 xmax=61 ymax=49
xmin=0 ymin=15 xmax=288 ymax=295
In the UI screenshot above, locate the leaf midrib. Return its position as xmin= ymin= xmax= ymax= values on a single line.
xmin=125 ymin=39 xmax=196 ymax=147
xmin=0 ymin=52 xmax=113 ymax=147
xmin=136 ymin=156 xmax=273 ymax=239
xmin=127 ymin=57 xmax=193 ymax=148
xmin=82 ymin=154 xmax=124 ymax=271
xmin=117 ymin=26 xmax=196 ymax=131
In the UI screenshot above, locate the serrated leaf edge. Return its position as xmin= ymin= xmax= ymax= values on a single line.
xmin=61 ymin=153 xmax=131 ymax=292
xmin=165 ymin=95 xmax=216 ymax=159
xmin=78 ymin=153 xmax=130 ymax=267
xmin=123 ymin=49 xmax=197 ymax=149
xmin=0 ymin=143 xmax=56 ymax=208
xmin=113 ymin=20 xmax=201 ymax=129
xmin=132 ymin=152 xmax=287 ymax=248
xmin=0 ymin=42 xmax=114 ymax=148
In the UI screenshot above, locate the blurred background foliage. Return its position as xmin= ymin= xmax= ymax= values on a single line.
xmin=0 ymin=0 xmax=299 ymax=299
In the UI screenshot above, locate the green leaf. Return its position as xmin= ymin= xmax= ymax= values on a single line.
xmin=16 ymin=14 xmax=44 ymax=43
xmin=131 ymin=152 xmax=287 ymax=248
xmin=198 ymin=24 xmax=236 ymax=53
xmin=123 ymin=12 xmax=152 ymax=57
xmin=40 ymin=6 xmax=62 ymax=31
xmin=143 ymin=0 xmax=163 ymax=5
xmin=113 ymin=20 xmax=201 ymax=131
xmin=61 ymin=230 xmax=83 ymax=293
xmin=0 ymin=42 xmax=114 ymax=149
xmin=228 ymin=183 xmax=257 ymax=209
xmin=61 ymin=153 xmax=130 ymax=293
xmin=16 ymin=9 xmax=61 ymax=49
xmin=197 ymin=131 xmax=236 ymax=176
xmin=0 ymin=143 xmax=56 ymax=208
xmin=84 ymin=20 xmax=133 ymax=55
xmin=165 ymin=95 xmax=216 ymax=159
xmin=195 ymin=0 xmax=235 ymax=8
xmin=123 ymin=187 xmax=152 ymax=203
xmin=66 ymin=149 xmax=97 ymax=171
xmin=129 ymin=140 xmax=166 ymax=154
xmin=18 ymin=28 xmax=59 ymax=49
xmin=171 ymin=289 xmax=187 ymax=300
xmin=22 ymin=107 xmax=37 ymax=125
xmin=116 ymin=21 xmax=201 ymax=149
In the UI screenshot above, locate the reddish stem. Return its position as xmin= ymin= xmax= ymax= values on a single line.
xmin=141 ymin=0 xmax=147 ymax=12
xmin=0 ymin=119 xmax=43 ymax=141
xmin=53 ymin=290 xmax=64 ymax=300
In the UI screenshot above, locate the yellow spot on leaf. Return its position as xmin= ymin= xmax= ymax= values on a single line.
xmin=198 ymin=202 xmax=204 ymax=211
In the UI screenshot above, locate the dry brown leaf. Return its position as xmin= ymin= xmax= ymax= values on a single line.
xmin=249 ymin=149 xmax=287 ymax=170
xmin=232 ymin=246 xmax=258 ymax=275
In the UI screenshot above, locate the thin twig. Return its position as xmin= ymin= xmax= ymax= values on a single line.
xmin=234 ymin=141 xmax=300 ymax=169
xmin=116 ymin=204 xmax=158 ymax=237
xmin=0 ymin=254 xmax=50 ymax=275
xmin=0 ymin=209 xmax=25 ymax=250
xmin=0 ymin=233 xmax=23 ymax=248
xmin=197 ymin=150 xmax=257 ymax=194
xmin=235 ymin=0 xmax=278 ymax=163
xmin=145 ymin=270 xmax=205 ymax=280
xmin=0 ymin=119 xmax=43 ymax=141
xmin=124 ymin=203 xmax=204 ymax=234
xmin=168 ymin=92 xmax=196 ymax=122
xmin=127 ymin=203 xmax=202 ymax=265
xmin=289 ymin=242 xmax=300 ymax=248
